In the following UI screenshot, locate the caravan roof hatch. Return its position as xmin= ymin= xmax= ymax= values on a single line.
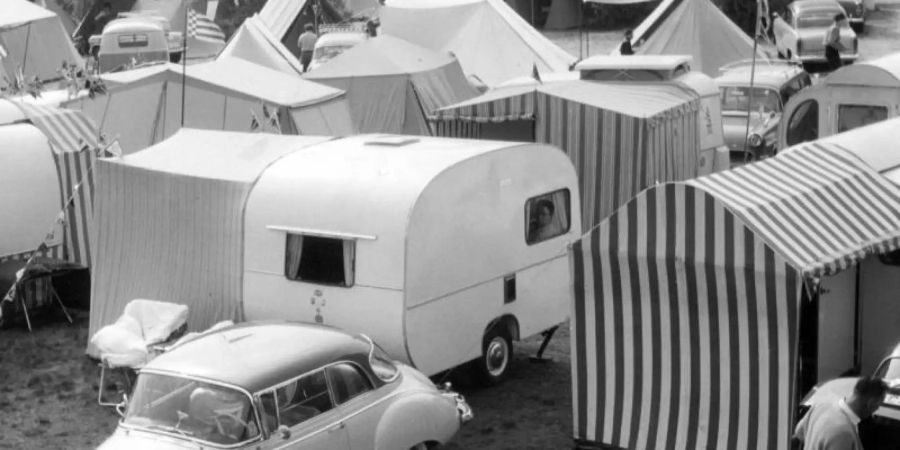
xmin=574 ymin=55 xmax=693 ymax=82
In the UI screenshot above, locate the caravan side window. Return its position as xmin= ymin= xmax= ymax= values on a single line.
xmin=838 ymin=104 xmax=888 ymax=133
xmin=284 ymin=234 xmax=355 ymax=287
xmin=525 ymin=189 xmax=571 ymax=245
xmin=785 ymin=99 xmax=819 ymax=146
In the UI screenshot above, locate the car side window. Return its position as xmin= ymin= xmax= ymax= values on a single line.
xmin=275 ymin=370 xmax=334 ymax=427
xmin=259 ymin=392 xmax=278 ymax=435
xmin=326 ymin=363 xmax=373 ymax=405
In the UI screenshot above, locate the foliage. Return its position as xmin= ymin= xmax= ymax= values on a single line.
xmin=583 ymin=1 xmax=660 ymax=29
xmin=715 ymin=0 xmax=792 ymax=36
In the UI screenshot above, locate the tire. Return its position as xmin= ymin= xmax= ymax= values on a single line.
xmin=409 ymin=443 xmax=429 ymax=450
xmin=472 ymin=326 xmax=513 ymax=386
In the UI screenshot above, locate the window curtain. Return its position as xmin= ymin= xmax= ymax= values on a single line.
xmin=549 ymin=190 xmax=570 ymax=233
xmin=285 ymin=234 xmax=303 ymax=279
xmin=342 ymin=240 xmax=355 ymax=287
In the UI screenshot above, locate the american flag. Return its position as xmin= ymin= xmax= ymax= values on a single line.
xmin=187 ymin=8 xmax=225 ymax=44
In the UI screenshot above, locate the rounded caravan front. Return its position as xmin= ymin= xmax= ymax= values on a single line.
xmin=242 ymin=135 xmax=580 ymax=380
xmin=778 ymin=52 xmax=900 ymax=151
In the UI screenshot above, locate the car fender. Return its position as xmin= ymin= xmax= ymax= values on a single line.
xmin=373 ymin=391 xmax=459 ymax=450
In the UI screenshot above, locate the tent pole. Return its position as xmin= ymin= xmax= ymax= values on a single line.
xmin=742 ymin=0 xmax=762 ymax=163
xmin=181 ymin=3 xmax=188 ymax=127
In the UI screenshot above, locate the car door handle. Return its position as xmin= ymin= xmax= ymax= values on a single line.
xmin=328 ymin=422 xmax=345 ymax=433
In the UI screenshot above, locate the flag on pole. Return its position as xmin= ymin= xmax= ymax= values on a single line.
xmin=187 ymin=8 xmax=226 ymax=44
xmin=757 ymin=0 xmax=773 ymax=43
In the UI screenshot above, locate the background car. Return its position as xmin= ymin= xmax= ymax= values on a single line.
xmin=798 ymin=343 xmax=900 ymax=449
xmin=837 ymin=0 xmax=866 ymax=32
xmin=98 ymin=322 xmax=472 ymax=450
xmin=772 ymin=0 xmax=858 ymax=65
xmin=307 ymin=29 xmax=368 ymax=72
xmin=715 ymin=59 xmax=812 ymax=163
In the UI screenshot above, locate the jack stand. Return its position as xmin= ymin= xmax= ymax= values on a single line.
xmin=529 ymin=325 xmax=558 ymax=364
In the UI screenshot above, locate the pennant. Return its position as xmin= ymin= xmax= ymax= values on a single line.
xmin=532 ymin=63 xmax=542 ymax=84
xmin=250 ymin=110 xmax=261 ymax=132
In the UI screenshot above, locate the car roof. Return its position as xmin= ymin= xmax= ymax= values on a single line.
xmin=715 ymin=63 xmax=805 ymax=88
xmin=316 ymin=32 xmax=367 ymax=46
xmin=791 ymin=0 xmax=844 ymax=15
xmin=145 ymin=322 xmax=372 ymax=393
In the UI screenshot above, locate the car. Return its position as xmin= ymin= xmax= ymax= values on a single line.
xmin=798 ymin=343 xmax=900 ymax=448
xmin=307 ymin=30 xmax=368 ymax=72
xmin=98 ymin=321 xmax=472 ymax=450
xmin=837 ymin=0 xmax=866 ymax=33
xmin=715 ymin=59 xmax=812 ymax=163
xmin=772 ymin=0 xmax=858 ymax=65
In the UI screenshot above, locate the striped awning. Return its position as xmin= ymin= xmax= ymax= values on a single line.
xmin=16 ymin=103 xmax=99 ymax=153
xmin=689 ymin=141 xmax=900 ymax=278
xmin=430 ymin=84 xmax=537 ymax=122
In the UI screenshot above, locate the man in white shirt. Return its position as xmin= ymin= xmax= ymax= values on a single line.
xmin=297 ymin=23 xmax=318 ymax=72
xmin=794 ymin=376 xmax=887 ymax=450
xmin=823 ymin=13 xmax=847 ymax=71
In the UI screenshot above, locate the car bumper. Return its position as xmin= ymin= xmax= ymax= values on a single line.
xmin=441 ymin=390 xmax=473 ymax=424
xmin=797 ymin=53 xmax=859 ymax=63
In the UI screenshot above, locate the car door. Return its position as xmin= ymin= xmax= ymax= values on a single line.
xmin=259 ymin=370 xmax=350 ymax=450
xmin=325 ymin=362 xmax=393 ymax=450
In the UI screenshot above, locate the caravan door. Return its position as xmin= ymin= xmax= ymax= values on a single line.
xmin=817 ymin=267 xmax=859 ymax=381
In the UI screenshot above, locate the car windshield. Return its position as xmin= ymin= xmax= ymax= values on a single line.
xmin=124 ymin=373 xmax=259 ymax=446
xmin=314 ymin=45 xmax=353 ymax=62
xmin=720 ymin=87 xmax=782 ymax=114
xmin=798 ymin=13 xmax=837 ymax=28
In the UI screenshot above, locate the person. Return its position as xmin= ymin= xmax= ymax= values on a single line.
xmin=366 ymin=17 xmax=380 ymax=37
xmin=824 ymin=13 xmax=846 ymax=71
xmin=619 ymin=29 xmax=641 ymax=56
xmin=793 ymin=376 xmax=888 ymax=450
xmin=528 ymin=199 xmax=561 ymax=243
xmin=297 ymin=23 xmax=318 ymax=72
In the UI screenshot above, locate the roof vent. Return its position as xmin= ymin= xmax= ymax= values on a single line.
xmin=364 ymin=136 xmax=420 ymax=147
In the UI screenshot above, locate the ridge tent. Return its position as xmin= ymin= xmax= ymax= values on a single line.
xmin=431 ymin=79 xmax=701 ymax=229
xmin=62 ymin=58 xmax=354 ymax=154
xmin=88 ymin=130 xmax=332 ymax=354
xmin=0 ymin=0 xmax=82 ymax=83
xmin=217 ymin=15 xmax=305 ymax=77
xmin=0 ymin=101 xmax=99 ymax=268
xmin=570 ymin=142 xmax=900 ymax=450
xmin=304 ymin=35 xmax=480 ymax=135
xmin=616 ymin=0 xmax=766 ymax=76
xmin=380 ymin=0 xmax=576 ymax=87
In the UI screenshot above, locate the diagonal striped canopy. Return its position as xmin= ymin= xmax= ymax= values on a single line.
xmin=429 ymin=84 xmax=537 ymax=122
xmin=16 ymin=102 xmax=99 ymax=153
xmin=689 ymin=141 xmax=900 ymax=278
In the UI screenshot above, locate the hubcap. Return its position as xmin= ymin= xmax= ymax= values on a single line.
xmin=485 ymin=337 xmax=509 ymax=377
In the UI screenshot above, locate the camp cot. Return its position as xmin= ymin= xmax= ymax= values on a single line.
xmin=778 ymin=51 xmax=900 ymax=151
xmin=90 ymin=130 xmax=580 ymax=381
xmin=379 ymin=0 xmax=576 ymax=87
xmin=62 ymin=57 xmax=355 ymax=155
xmin=431 ymin=76 xmax=702 ymax=231
xmin=569 ymin=142 xmax=900 ymax=450
xmin=1 ymin=0 xmax=82 ymax=84
xmin=303 ymin=35 xmax=480 ymax=136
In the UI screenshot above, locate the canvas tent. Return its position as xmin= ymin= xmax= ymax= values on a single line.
xmin=617 ymin=0 xmax=765 ymax=76
xmin=0 ymin=0 xmax=82 ymax=84
xmin=569 ymin=143 xmax=900 ymax=449
xmin=62 ymin=58 xmax=354 ymax=154
xmin=88 ymin=130 xmax=333 ymax=352
xmin=304 ymin=35 xmax=480 ymax=135
xmin=380 ymin=0 xmax=576 ymax=87
xmin=0 ymin=101 xmax=100 ymax=268
xmin=218 ymin=15 xmax=305 ymax=77
xmin=432 ymin=80 xmax=701 ymax=229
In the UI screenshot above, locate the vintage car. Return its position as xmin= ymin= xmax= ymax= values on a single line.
xmin=715 ymin=59 xmax=812 ymax=163
xmin=837 ymin=0 xmax=866 ymax=32
xmin=798 ymin=343 xmax=900 ymax=448
xmin=307 ymin=24 xmax=368 ymax=72
xmin=98 ymin=322 xmax=472 ymax=449
xmin=772 ymin=0 xmax=858 ymax=65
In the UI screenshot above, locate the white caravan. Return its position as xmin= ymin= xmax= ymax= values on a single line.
xmin=241 ymin=135 xmax=580 ymax=383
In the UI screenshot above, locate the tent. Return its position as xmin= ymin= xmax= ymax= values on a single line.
xmin=304 ymin=35 xmax=480 ymax=135
xmin=432 ymin=79 xmax=701 ymax=229
xmin=62 ymin=58 xmax=355 ymax=154
xmin=217 ymin=15 xmax=305 ymax=77
xmin=0 ymin=0 xmax=82 ymax=84
xmin=0 ymin=101 xmax=100 ymax=268
xmin=618 ymin=0 xmax=765 ymax=76
xmin=380 ymin=0 xmax=576 ymax=86
xmin=88 ymin=130 xmax=333 ymax=352
xmin=569 ymin=142 xmax=900 ymax=449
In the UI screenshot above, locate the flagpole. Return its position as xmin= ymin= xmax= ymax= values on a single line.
xmin=181 ymin=4 xmax=188 ymax=127
xmin=742 ymin=0 xmax=762 ymax=163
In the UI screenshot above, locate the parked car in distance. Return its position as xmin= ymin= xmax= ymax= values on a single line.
xmin=772 ymin=0 xmax=858 ymax=65
xmin=307 ymin=30 xmax=368 ymax=72
xmin=88 ymin=14 xmax=183 ymax=73
xmin=715 ymin=59 xmax=812 ymax=163
xmin=837 ymin=0 xmax=866 ymax=32
xmin=798 ymin=343 xmax=900 ymax=448
xmin=98 ymin=322 xmax=472 ymax=450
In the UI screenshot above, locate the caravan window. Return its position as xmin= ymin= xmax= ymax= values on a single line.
xmin=284 ymin=234 xmax=355 ymax=287
xmin=786 ymin=99 xmax=819 ymax=146
xmin=117 ymin=33 xmax=149 ymax=48
xmin=838 ymin=105 xmax=888 ymax=133
xmin=525 ymin=189 xmax=571 ymax=245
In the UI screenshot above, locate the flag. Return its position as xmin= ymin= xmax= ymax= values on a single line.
xmin=187 ymin=8 xmax=225 ymax=44
xmin=757 ymin=0 xmax=772 ymax=42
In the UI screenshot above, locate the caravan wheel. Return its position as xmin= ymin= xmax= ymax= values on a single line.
xmin=473 ymin=327 xmax=513 ymax=386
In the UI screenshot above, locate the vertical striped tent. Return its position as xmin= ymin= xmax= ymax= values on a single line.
xmin=432 ymin=80 xmax=700 ymax=230
xmin=569 ymin=142 xmax=900 ymax=450
xmin=10 ymin=103 xmax=100 ymax=267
